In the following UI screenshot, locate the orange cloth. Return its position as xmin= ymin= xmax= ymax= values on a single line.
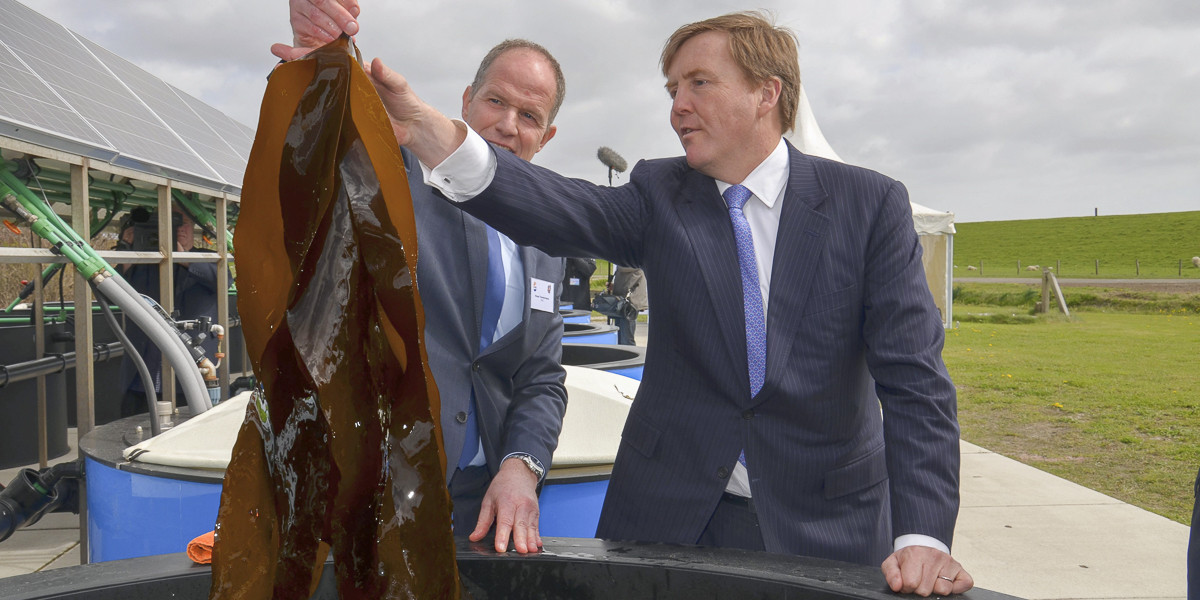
xmin=187 ymin=530 xmax=215 ymax=564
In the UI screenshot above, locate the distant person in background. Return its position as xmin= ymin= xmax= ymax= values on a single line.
xmin=1189 ymin=467 xmax=1198 ymax=600
xmin=610 ymin=266 xmax=647 ymax=345
xmin=562 ymin=257 xmax=596 ymax=311
xmin=116 ymin=205 xmax=223 ymax=416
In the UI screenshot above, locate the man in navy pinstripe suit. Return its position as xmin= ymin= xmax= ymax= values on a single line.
xmin=303 ymin=5 xmax=973 ymax=596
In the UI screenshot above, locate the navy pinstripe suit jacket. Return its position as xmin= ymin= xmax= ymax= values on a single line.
xmin=459 ymin=140 xmax=959 ymax=565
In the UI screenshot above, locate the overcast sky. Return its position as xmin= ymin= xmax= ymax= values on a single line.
xmin=28 ymin=0 xmax=1200 ymax=222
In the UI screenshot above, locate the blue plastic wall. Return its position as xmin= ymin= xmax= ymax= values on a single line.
xmin=85 ymin=458 xmax=611 ymax=559
xmin=603 ymin=365 xmax=643 ymax=380
xmin=562 ymin=331 xmax=618 ymax=345
xmin=538 ymin=479 xmax=610 ymax=538
xmin=85 ymin=458 xmax=222 ymax=562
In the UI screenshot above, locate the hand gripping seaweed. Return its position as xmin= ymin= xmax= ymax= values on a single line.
xmin=211 ymin=37 xmax=462 ymax=599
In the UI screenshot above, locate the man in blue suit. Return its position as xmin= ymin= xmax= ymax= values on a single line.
xmin=296 ymin=4 xmax=972 ymax=596
xmin=275 ymin=3 xmax=567 ymax=555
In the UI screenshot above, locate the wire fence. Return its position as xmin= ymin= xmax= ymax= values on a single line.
xmin=956 ymin=258 xmax=1200 ymax=278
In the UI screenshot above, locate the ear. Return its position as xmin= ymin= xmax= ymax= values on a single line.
xmin=536 ymin=124 xmax=558 ymax=153
xmin=461 ymin=85 xmax=473 ymax=120
xmin=758 ymin=76 xmax=783 ymax=118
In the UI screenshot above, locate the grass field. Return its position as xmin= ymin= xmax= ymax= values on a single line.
xmin=948 ymin=284 xmax=1200 ymax=524
xmin=954 ymin=210 xmax=1200 ymax=278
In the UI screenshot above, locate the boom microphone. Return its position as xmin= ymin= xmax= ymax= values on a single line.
xmin=597 ymin=147 xmax=627 ymax=173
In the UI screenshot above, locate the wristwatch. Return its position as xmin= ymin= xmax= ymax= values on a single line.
xmin=506 ymin=453 xmax=545 ymax=480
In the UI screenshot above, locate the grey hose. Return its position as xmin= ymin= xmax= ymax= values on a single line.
xmin=95 ymin=276 xmax=212 ymax=414
xmin=106 ymin=272 xmax=211 ymax=411
xmin=90 ymin=283 xmax=161 ymax=436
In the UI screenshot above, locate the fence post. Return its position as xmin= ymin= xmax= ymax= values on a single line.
xmin=1136 ymin=259 xmax=1140 ymax=276
xmin=1095 ymin=259 xmax=1099 ymax=275
xmin=1039 ymin=270 xmax=1050 ymax=314
xmin=1057 ymin=259 xmax=1061 ymax=275
xmin=979 ymin=260 xmax=983 ymax=276
xmin=1180 ymin=259 xmax=1183 ymax=276
xmin=1017 ymin=259 xmax=1021 ymax=274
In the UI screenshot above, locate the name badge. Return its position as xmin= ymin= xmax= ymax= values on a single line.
xmin=569 ymin=278 xmax=581 ymax=286
xmin=530 ymin=277 xmax=555 ymax=313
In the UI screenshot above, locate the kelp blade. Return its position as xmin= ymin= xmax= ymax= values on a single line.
xmin=212 ymin=37 xmax=459 ymax=600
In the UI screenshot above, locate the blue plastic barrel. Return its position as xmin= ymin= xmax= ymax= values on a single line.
xmin=84 ymin=457 xmax=222 ymax=562
xmin=561 ymin=322 xmax=618 ymax=345
xmin=559 ymin=309 xmax=592 ymax=324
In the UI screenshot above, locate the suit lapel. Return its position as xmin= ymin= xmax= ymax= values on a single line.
xmin=674 ymin=169 xmax=752 ymax=392
xmin=463 ymin=213 xmax=490 ymax=352
xmin=760 ymin=144 xmax=830 ymax=398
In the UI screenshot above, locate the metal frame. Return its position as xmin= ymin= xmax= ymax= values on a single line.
xmin=0 ymin=134 xmax=240 ymax=563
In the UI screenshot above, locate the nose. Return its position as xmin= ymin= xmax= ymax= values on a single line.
xmin=495 ymin=108 xmax=519 ymax=135
xmin=671 ymin=89 xmax=692 ymax=116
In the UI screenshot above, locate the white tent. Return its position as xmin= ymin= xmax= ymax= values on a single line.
xmin=786 ymin=85 xmax=955 ymax=327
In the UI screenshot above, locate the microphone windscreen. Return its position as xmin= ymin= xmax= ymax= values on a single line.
xmin=597 ymin=146 xmax=628 ymax=173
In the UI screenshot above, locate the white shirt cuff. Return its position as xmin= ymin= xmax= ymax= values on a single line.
xmin=421 ymin=120 xmax=496 ymax=202
xmin=893 ymin=533 xmax=950 ymax=555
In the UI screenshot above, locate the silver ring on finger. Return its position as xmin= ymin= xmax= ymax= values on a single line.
xmin=939 ymin=576 xmax=954 ymax=583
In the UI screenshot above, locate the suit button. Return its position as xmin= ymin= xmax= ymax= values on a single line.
xmin=742 ymin=409 xmax=755 ymax=420
xmin=472 ymin=362 xmax=481 ymax=372
xmin=716 ymin=466 xmax=730 ymax=479
xmin=455 ymin=411 xmax=468 ymax=424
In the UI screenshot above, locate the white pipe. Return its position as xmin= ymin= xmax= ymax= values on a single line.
xmin=95 ymin=276 xmax=212 ymax=414
xmin=108 ymin=272 xmax=210 ymax=404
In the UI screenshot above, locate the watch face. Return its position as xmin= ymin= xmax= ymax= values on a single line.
xmin=520 ymin=455 xmax=543 ymax=477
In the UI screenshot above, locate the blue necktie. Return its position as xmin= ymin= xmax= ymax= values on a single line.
xmin=724 ymin=184 xmax=766 ymax=397
xmin=725 ymin=184 xmax=765 ymax=469
xmin=459 ymin=224 xmax=505 ymax=470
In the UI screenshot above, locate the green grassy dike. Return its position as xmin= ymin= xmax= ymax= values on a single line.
xmin=954 ymin=210 xmax=1200 ymax=278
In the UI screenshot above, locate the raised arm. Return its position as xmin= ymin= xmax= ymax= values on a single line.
xmin=271 ymin=0 xmax=361 ymax=61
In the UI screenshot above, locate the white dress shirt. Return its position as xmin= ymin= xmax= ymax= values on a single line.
xmin=422 ymin=124 xmax=947 ymax=555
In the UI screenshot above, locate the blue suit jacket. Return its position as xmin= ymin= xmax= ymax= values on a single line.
xmin=458 ymin=141 xmax=959 ymax=564
xmin=402 ymin=148 xmax=567 ymax=483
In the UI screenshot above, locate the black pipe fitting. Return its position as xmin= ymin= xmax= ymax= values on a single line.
xmin=0 ymin=469 xmax=58 ymax=543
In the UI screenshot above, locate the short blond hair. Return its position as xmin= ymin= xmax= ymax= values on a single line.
xmin=661 ymin=11 xmax=800 ymax=134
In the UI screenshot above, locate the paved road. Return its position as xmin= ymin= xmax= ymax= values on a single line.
xmin=962 ymin=277 xmax=1200 ymax=292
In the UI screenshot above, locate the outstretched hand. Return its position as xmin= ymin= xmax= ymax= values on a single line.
xmin=881 ymin=545 xmax=974 ymax=596
xmin=469 ymin=457 xmax=542 ymax=554
xmin=269 ymin=0 xmax=463 ymax=166
xmin=358 ymin=58 xmax=465 ymax=164
xmin=271 ymin=0 xmax=360 ymax=62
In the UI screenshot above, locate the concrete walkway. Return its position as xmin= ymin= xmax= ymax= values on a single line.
xmin=955 ymin=441 xmax=1189 ymax=600
xmin=0 ymin=391 xmax=1192 ymax=598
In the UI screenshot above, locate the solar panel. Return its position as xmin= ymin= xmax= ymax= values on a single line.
xmin=81 ymin=37 xmax=246 ymax=186
xmin=0 ymin=0 xmax=251 ymax=193
xmin=0 ymin=42 xmax=110 ymax=149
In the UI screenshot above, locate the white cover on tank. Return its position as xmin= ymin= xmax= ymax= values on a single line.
xmin=122 ymin=390 xmax=252 ymax=469
xmin=125 ymin=366 xmax=638 ymax=470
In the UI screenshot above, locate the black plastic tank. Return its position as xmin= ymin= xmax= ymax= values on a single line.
xmin=0 ymin=538 xmax=1022 ymax=600
xmin=0 ymin=317 xmax=69 ymax=469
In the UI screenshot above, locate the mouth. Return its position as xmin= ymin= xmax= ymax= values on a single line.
xmin=678 ymin=127 xmax=698 ymax=140
xmin=486 ymin=140 xmax=517 ymax=155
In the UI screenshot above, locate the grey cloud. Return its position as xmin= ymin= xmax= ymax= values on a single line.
xmin=23 ymin=0 xmax=1200 ymax=221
